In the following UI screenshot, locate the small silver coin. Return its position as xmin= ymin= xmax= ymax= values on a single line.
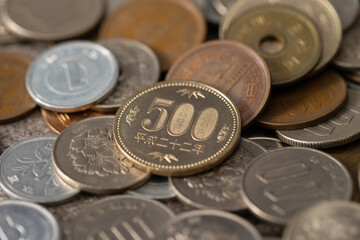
xmin=69 ymin=195 xmax=174 ymax=240
xmin=0 ymin=200 xmax=60 ymax=240
xmin=170 ymin=138 xmax=266 ymax=211
xmin=242 ymin=147 xmax=353 ymax=225
xmin=248 ymin=137 xmax=287 ymax=151
xmin=276 ymin=88 xmax=360 ymax=149
xmin=329 ymin=0 xmax=359 ymax=30
xmin=156 ymin=209 xmax=262 ymax=240
xmin=93 ymin=38 xmax=160 ymax=112
xmin=127 ymin=175 xmax=175 ymax=200
xmin=0 ymin=136 xmax=79 ymax=204
xmin=283 ymin=201 xmax=360 ymax=240
xmin=26 ymin=41 xmax=118 ymax=112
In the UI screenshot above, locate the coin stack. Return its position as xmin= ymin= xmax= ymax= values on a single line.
xmin=0 ymin=0 xmax=360 ymax=239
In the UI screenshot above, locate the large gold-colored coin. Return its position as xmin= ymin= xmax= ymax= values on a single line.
xmin=113 ymin=81 xmax=241 ymax=176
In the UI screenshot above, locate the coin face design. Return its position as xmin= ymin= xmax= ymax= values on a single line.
xmin=242 ymin=147 xmax=353 ymax=225
xmin=113 ymin=81 xmax=241 ymax=176
xmin=170 ymin=138 xmax=266 ymax=211
xmin=127 ymin=176 xmax=175 ymax=200
xmin=166 ymin=40 xmax=271 ymax=128
xmin=26 ymin=41 xmax=118 ymax=112
xmin=0 ymin=136 xmax=79 ymax=204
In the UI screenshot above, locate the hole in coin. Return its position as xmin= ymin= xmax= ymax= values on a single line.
xmin=259 ymin=35 xmax=284 ymax=55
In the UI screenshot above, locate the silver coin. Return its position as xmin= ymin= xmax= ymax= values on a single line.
xmin=127 ymin=175 xmax=175 ymax=200
xmin=242 ymin=147 xmax=353 ymax=225
xmin=156 ymin=209 xmax=262 ymax=240
xmin=248 ymin=137 xmax=287 ymax=151
xmin=276 ymin=88 xmax=360 ymax=149
xmin=193 ymin=0 xmax=222 ymax=24
xmin=0 ymin=0 xmax=104 ymax=41
xmin=93 ymin=38 xmax=160 ymax=112
xmin=0 ymin=14 xmax=20 ymax=44
xmin=283 ymin=201 xmax=360 ymax=240
xmin=53 ymin=116 xmax=150 ymax=194
xmin=0 ymin=136 xmax=79 ymax=204
xmin=211 ymin=0 xmax=235 ymax=16
xmin=0 ymin=200 xmax=60 ymax=240
xmin=329 ymin=0 xmax=359 ymax=30
xmin=170 ymin=138 xmax=266 ymax=211
xmin=26 ymin=41 xmax=118 ymax=112
xmin=69 ymin=195 xmax=174 ymax=240
xmin=106 ymin=0 xmax=128 ymax=15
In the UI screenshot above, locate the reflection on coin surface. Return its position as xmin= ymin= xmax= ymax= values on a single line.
xmin=26 ymin=41 xmax=118 ymax=112
xmin=211 ymin=0 xmax=235 ymax=16
xmin=248 ymin=137 xmax=286 ymax=151
xmin=166 ymin=40 xmax=271 ymax=128
xmin=329 ymin=0 xmax=359 ymax=30
xmin=94 ymin=38 xmax=160 ymax=112
xmin=283 ymin=201 xmax=360 ymax=240
xmin=170 ymin=138 xmax=266 ymax=211
xmin=0 ymin=51 xmax=36 ymax=123
xmin=242 ymin=147 xmax=353 ymax=224
xmin=53 ymin=116 xmax=150 ymax=193
xmin=0 ymin=0 xmax=104 ymax=41
xmin=113 ymin=81 xmax=241 ymax=176
xmin=70 ymin=195 xmax=174 ymax=240
xmin=156 ymin=209 xmax=262 ymax=240
xmin=276 ymin=88 xmax=360 ymax=148
xmin=222 ymin=6 xmax=320 ymax=86
xmin=0 ymin=136 xmax=79 ymax=204
xmin=0 ymin=200 xmax=60 ymax=240
xmin=98 ymin=0 xmax=206 ymax=71
xmin=257 ymin=70 xmax=347 ymax=130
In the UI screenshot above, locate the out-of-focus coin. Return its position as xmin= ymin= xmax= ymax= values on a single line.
xmin=165 ymin=40 xmax=270 ymax=128
xmin=221 ymin=0 xmax=342 ymax=75
xmin=0 ymin=200 xmax=60 ymax=240
xmin=347 ymin=79 xmax=360 ymax=90
xmin=257 ymin=70 xmax=347 ymax=130
xmin=53 ymin=116 xmax=150 ymax=194
xmin=211 ymin=0 xmax=235 ymax=16
xmin=283 ymin=201 xmax=360 ymax=240
xmin=342 ymin=70 xmax=360 ymax=84
xmin=0 ymin=136 xmax=79 ymax=204
xmin=248 ymin=137 xmax=286 ymax=151
xmin=263 ymin=237 xmax=280 ymax=240
xmin=170 ymin=138 xmax=266 ymax=211
xmin=192 ymin=0 xmax=222 ymax=24
xmin=93 ymin=38 xmax=160 ymax=112
xmin=69 ymin=195 xmax=174 ymax=240
xmin=276 ymin=88 xmax=360 ymax=149
xmin=156 ymin=209 xmax=262 ymax=240
xmin=0 ymin=17 xmax=20 ymax=44
xmin=98 ymin=0 xmax=206 ymax=71
xmin=329 ymin=0 xmax=359 ymax=30
xmin=106 ymin=0 xmax=128 ymax=15
xmin=0 ymin=51 xmax=36 ymax=123
xmin=127 ymin=175 xmax=175 ymax=200
xmin=221 ymin=6 xmax=321 ymax=86
xmin=242 ymin=147 xmax=353 ymax=225
xmin=26 ymin=41 xmax=118 ymax=112
xmin=0 ymin=0 xmax=104 ymax=41
xmin=0 ymin=42 xmax=50 ymax=59
xmin=113 ymin=81 xmax=241 ymax=176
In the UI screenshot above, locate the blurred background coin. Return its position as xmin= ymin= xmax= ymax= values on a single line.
xmin=127 ymin=176 xmax=175 ymax=200
xmin=211 ymin=0 xmax=235 ymax=17
xmin=248 ymin=137 xmax=287 ymax=151
xmin=0 ymin=17 xmax=20 ymax=44
xmin=328 ymin=0 xmax=359 ymax=30
xmin=342 ymin=70 xmax=360 ymax=84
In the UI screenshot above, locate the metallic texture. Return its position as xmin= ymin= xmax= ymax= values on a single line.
xmin=329 ymin=0 xmax=359 ymax=30
xmin=248 ymin=137 xmax=287 ymax=151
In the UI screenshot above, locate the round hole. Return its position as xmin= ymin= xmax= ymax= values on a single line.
xmin=259 ymin=35 xmax=284 ymax=55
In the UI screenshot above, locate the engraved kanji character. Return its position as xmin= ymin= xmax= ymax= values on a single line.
xmin=22 ymin=186 xmax=33 ymax=195
xmin=145 ymin=136 xmax=158 ymax=145
xmin=169 ymin=139 xmax=181 ymax=150
xmin=134 ymin=132 xmax=147 ymax=143
xmin=192 ymin=144 xmax=205 ymax=155
xmin=156 ymin=138 xmax=169 ymax=148
xmin=7 ymin=175 xmax=19 ymax=184
xmin=179 ymin=142 xmax=192 ymax=152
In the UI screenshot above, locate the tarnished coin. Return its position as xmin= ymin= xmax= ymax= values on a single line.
xmin=242 ymin=147 xmax=353 ymax=225
xmin=221 ymin=6 xmax=320 ymax=86
xmin=156 ymin=210 xmax=262 ymax=240
xmin=127 ymin=176 xmax=175 ymax=200
xmin=26 ymin=41 xmax=118 ymax=112
xmin=276 ymin=88 xmax=360 ymax=149
xmin=283 ymin=201 xmax=360 ymax=240
xmin=0 ymin=136 xmax=79 ymax=204
xmin=329 ymin=0 xmax=359 ymax=30
xmin=70 ymin=195 xmax=174 ymax=240
xmin=0 ymin=51 xmax=36 ymax=123
xmin=166 ymin=40 xmax=271 ymax=128
xmin=93 ymin=38 xmax=160 ymax=112
xmin=113 ymin=81 xmax=241 ymax=176
xmin=170 ymin=138 xmax=266 ymax=211
xmin=257 ymin=70 xmax=347 ymax=130
xmin=53 ymin=116 xmax=150 ymax=194
xmin=98 ymin=0 xmax=206 ymax=71
xmin=248 ymin=137 xmax=286 ymax=151
xmin=0 ymin=0 xmax=104 ymax=41
xmin=0 ymin=200 xmax=60 ymax=240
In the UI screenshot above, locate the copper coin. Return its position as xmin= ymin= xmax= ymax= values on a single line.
xmin=98 ymin=0 xmax=206 ymax=71
xmin=257 ymin=70 xmax=347 ymax=130
xmin=41 ymin=108 xmax=107 ymax=135
xmin=0 ymin=51 xmax=36 ymax=123
xmin=165 ymin=40 xmax=271 ymax=128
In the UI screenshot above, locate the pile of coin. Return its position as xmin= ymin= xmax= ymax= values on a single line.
xmin=1 ymin=0 xmax=360 ymax=239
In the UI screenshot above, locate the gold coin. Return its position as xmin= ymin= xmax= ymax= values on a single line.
xmin=113 ymin=81 xmax=241 ymax=176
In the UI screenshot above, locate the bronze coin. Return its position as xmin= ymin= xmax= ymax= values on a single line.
xmin=0 ymin=51 xmax=36 ymax=124
xmin=165 ymin=40 xmax=271 ymax=128
xmin=98 ymin=0 xmax=206 ymax=71
xmin=257 ymin=70 xmax=347 ymax=130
